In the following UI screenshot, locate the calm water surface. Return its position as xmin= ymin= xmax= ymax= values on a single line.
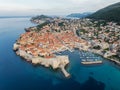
xmin=0 ymin=18 xmax=120 ymax=90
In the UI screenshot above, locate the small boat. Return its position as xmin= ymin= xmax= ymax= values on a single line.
xmin=81 ymin=59 xmax=86 ymax=62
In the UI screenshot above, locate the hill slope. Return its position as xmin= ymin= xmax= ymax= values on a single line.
xmin=67 ymin=12 xmax=92 ymax=18
xmin=88 ymin=2 xmax=120 ymax=23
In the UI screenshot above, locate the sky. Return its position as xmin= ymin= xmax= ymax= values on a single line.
xmin=0 ymin=0 xmax=119 ymax=16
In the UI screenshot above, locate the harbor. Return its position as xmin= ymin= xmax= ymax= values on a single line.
xmin=79 ymin=51 xmax=103 ymax=64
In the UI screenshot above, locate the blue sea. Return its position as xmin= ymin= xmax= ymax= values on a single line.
xmin=0 ymin=17 xmax=120 ymax=90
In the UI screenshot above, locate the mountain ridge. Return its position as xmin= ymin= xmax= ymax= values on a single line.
xmin=67 ymin=12 xmax=93 ymax=18
xmin=87 ymin=2 xmax=120 ymax=23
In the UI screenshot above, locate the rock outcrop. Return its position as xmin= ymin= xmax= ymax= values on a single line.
xmin=13 ymin=43 xmax=70 ymax=77
xmin=13 ymin=43 xmax=19 ymax=51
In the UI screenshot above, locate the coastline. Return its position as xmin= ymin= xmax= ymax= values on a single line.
xmin=13 ymin=43 xmax=70 ymax=77
xmin=13 ymin=41 xmax=120 ymax=77
xmin=13 ymin=16 xmax=120 ymax=78
xmin=87 ymin=49 xmax=120 ymax=66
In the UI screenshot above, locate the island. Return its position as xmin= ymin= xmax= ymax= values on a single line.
xmin=13 ymin=15 xmax=120 ymax=77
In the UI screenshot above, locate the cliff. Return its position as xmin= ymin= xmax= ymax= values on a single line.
xmin=13 ymin=43 xmax=70 ymax=77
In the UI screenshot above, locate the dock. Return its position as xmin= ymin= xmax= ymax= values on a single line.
xmin=60 ymin=65 xmax=70 ymax=77
xmin=81 ymin=60 xmax=102 ymax=64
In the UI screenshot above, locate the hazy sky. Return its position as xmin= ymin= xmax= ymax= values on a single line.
xmin=0 ymin=0 xmax=119 ymax=16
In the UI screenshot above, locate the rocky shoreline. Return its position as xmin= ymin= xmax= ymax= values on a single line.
xmin=13 ymin=16 xmax=120 ymax=78
xmin=13 ymin=41 xmax=120 ymax=78
xmin=13 ymin=43 xmax=70 ymax=77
